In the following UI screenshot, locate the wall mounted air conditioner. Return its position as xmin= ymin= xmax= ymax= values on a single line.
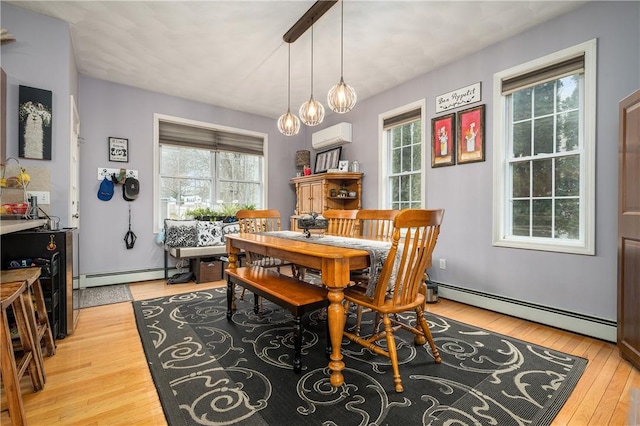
xmin=311 ymin=122 xmax=352 ymax=150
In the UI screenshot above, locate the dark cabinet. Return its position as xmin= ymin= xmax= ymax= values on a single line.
xmin=1 ymin=228 xmax=77 ymax=338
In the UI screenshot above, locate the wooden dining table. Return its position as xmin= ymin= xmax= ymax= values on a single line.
xmin=225 ymin=232 xmax=372 ymax=387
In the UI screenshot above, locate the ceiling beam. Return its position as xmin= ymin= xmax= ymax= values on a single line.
xmin=282 ymin=0 xmax=338 ymax=44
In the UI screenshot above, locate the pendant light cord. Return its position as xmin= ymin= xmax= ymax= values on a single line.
xmin=340 ymin=0 xmax=344 ymax=77
xmin=310 ymin=26 xmax=314 ymax=97
xmin=287 ymin=43 xmax=291 ymax=110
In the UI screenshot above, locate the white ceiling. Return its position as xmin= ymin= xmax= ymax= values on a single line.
xmin=5 ymin=1 xmax=587 ymax=119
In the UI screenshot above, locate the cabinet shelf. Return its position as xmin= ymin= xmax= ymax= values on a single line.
xmin=290 ymin=172 xmax=363 ymax=231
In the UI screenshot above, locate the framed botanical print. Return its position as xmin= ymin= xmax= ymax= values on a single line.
xmin=457 ymin=104 xmax=485 ymax=164
xmin=431 ymin=113 xmax=455 ymax=167
xmin=109 ymin=137 xmax=129 ymax=162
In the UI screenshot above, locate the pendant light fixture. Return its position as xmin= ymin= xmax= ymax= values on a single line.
xmin=277 ymin=43 xmax=301 ymax=136
xmin=328 ymin=0 xmax=356 ymax=113
xmin=299 ymin=25 xmax=325 ymax=126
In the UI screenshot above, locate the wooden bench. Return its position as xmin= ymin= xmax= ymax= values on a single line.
xmin=225 ymin=266 xmax=329 ymax=373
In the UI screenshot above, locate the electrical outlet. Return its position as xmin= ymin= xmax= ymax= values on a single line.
xmin=27 ymin=191 xmax=50 ymax=204
xmin=439 ymin=259 xmax=446 ymax=269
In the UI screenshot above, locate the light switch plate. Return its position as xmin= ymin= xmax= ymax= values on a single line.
xmin=27 ymin=191 xmax=50 ymax=204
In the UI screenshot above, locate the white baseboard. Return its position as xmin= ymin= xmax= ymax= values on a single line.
xmin=80 ymin=268 xmax=168 ymax=288
xmin=435 ymin=282 xmax=617 ymax=343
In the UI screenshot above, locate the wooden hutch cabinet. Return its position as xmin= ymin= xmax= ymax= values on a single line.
xmin=290 ymin=172 xmax=363 ymax=231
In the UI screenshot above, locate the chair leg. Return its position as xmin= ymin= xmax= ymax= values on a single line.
xmin=415 ymin=306 xmax=441 ymax=363
xmin=382 ymin=314 xmax=403 ymax=393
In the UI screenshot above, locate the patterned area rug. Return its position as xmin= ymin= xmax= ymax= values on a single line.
xmin=79 ymin=284 xmax=133 ymax=308
xmin=133 ymin=289 xmax=587 ymax=426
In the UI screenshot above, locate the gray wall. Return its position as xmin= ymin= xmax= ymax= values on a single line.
xmin=1 ymin=4 xmax=75 ymax=222
xmin=3 ymin=2 xmax=639 ymax=325
xmin=76 ymin=78 xmax=306 ymax=274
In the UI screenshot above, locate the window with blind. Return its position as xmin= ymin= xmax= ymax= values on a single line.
xmin=492 ymin=39 xmax=596 ymax=254
xmin=154 ymin=115 xmax=266 ymax=229
xmin=380 ymin=101 xmax=425 ymax=210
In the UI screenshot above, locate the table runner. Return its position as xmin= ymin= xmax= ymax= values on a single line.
xmin=263 ymin=231 xmax=397 ymax=296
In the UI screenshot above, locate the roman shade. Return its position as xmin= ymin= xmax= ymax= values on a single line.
xmin=383 ymin=108 xmax=421 ymax=129
xmin=159 ymin=121 xmax=264 ymax=156
xmin=501 ymin=54 xmax=585 ymax=95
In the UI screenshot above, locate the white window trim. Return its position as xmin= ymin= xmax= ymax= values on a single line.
xmin=377 ymin=99 xmax=427 ymax=209
xmin=152 ymin=113 xmax=269 ymax=234
xmin=492 ymin=39 xmax=597 ymax=255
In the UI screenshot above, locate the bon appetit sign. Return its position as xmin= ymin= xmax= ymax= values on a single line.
xmin=436 ymin=82 xmax=481 ymax=113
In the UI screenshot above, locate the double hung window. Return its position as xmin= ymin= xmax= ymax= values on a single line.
xmin=381 ymin=101 xmax=425 ymax=210
xmin=493 ymin=40 xmax=596 ymax=254
xmin=154 ymin=115 xmax=265 ymax=231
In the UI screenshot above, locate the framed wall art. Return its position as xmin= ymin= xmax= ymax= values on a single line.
xmin=456 ymin=104 xmax=485 ymax=164
xmin=109 ymin=137 xmax=129 ymax=162
xmin=18 ymin=85 xmax=53 ymax=160
xmin=338 ymin=160 xmax=349 ymax=172
xmin=431 ymin=113 xmax=455 ymax=167
xmin=314 ymin=146 xmax=341 ymax=173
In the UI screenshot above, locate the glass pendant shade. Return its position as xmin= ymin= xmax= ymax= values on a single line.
xmin=328 ymin=77 xmax=357 ymax=113
xmin=299 ymin=95 xmax=325 ymax=126
xmin=328 ymin=0 xmax=356 ymax=114
xmin=278 ymin=110 xmax=300 ymax=136
xmin=278 ymin=43 xmax=300 ymax=136
xmin=299 ymin=25 xmax=324 ymax=127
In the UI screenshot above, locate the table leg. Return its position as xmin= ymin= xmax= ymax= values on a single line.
xmin=327 ymin=287 xmax=346 ymax=387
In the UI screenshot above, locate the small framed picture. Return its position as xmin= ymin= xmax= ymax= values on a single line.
xmin=314 ymin=147 xmax=342 ymax=173
xmin=431 ymin=113 xmax=455 ymax=168
xmin=338 ymin=160 xmax=349 ymax=172
xmin=456 ymin=104 xmax=485 ymax=164
xmin=109 ymin=137 xmax=128 ymax=162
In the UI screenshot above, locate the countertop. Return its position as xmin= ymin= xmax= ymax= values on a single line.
xmin=0 ymin=219 xmax=47 ymax=235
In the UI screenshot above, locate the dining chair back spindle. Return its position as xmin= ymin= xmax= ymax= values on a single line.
xmin=322 ymin=209 xmax=358 ymax=237
xmin=356 ymin=209 xmax=399 ymax=239
xmin=236 ymin=209 xmax=291 ymax=306
xmin=342 ymin=208 xmax=444 ymax=393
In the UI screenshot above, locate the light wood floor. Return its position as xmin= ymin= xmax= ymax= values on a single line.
xmin=2 ymin=278 xmax=639 ymax=425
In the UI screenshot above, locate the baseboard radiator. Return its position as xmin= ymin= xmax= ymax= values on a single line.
xmin=435 ymin=282 xmax=617 ymax=343
xmin=80 ymin=268 xmax=168 ymax=288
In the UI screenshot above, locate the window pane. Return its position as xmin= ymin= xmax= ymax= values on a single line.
xmin=512 ymin=89 xmax=532 ymax=121
xmin=400 ymin=175 xmax=409 ymax=202
xmin=513 ymin=121 xmax=531 ymax=157
xmin=161 ymin=146 xmax=211 ymax=177
xmin=557 ymin=110 xmax=579 ymax=152
xmin=533 ymin=116 xmax=554 ymax=155
xmin=534 ymin=81 xmax=554 ymax=116
xmin=557 ymin=74 xmax=579 ymax=112
xmin=411 ymin=173 xmax=421 ymax=201
xmin=389 ymin=176 xmax=398 ymax=203
xmin=532 ymin=199 xmax=552 ymax=237
xmin=555 ymin=198 xmax=579 ymax=239
xmin=412 ymin=142 xmax=421 ymax=170
xmin=555 ymin=155 xmax=580 ymax=197
xmin=402 ymin=146 xmax=412 ymax=171
xmin=532 ymin=158 xmax=552 ymax=197
xmin=391 ymin=146 xmax=401 ymax=174
xmin=512 ymin=162 xmax=530 ymax=197
xmin=392 ymin=128 xmax=402 ymax=148
xmin=512 ymin=200 xmax=530 ymax=236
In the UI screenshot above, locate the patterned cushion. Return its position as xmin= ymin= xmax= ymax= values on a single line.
xmin=221 ymin=222 xmax=240 ymax=240
xmin=197 ymin=221 xmax=224 ymax=246
xmin=164 ymin=220 xmax=197 ymax=248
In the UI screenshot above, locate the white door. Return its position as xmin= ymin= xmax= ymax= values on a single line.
xmin=69 ymin=95 xmax=80 ymax=228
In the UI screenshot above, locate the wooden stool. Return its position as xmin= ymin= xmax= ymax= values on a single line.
xmin=1 ymin=280 xmax=45 ymax=426
xmin=1 ymin=268 xmax=56 ymax=360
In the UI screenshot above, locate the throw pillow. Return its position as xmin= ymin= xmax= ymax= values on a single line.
xmin=164 ymin=219 xmax=198 ymax=248
xmin=221 ymin=222 xmax=240 ymax=241
xmin=197 ymin=221 xmax=223 ymax=246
